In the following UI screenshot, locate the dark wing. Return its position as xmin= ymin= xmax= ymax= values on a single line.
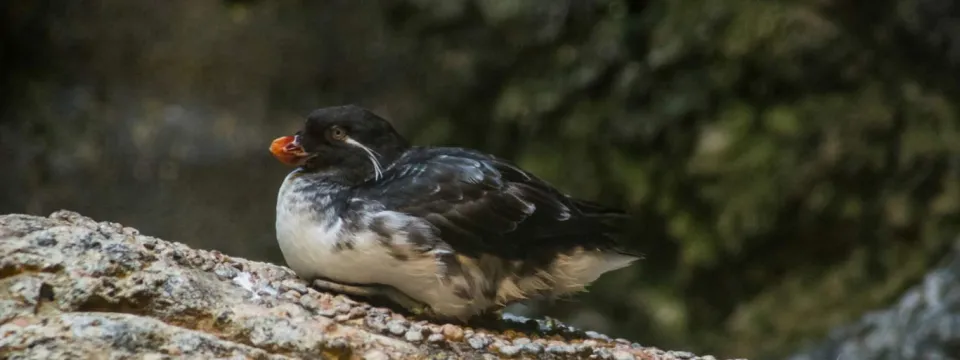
xmin=354 ymin=147 xmax=634 ymax=260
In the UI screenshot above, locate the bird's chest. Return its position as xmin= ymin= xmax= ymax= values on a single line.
xmin=274 ymin=178 xmax=402 ymax=284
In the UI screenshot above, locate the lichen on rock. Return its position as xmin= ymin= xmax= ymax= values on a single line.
xmin=0 ymin=211 xmax=726 ymax=359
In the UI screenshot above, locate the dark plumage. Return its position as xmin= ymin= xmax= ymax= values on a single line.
xmin=357 ymin=148 xmax=634 ymax=266
xmin=271 ymin=105 xmax=640 ymax=320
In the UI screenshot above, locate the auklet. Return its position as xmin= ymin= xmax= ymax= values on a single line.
xmin=270 ymin=105 xmax=640 ymax=321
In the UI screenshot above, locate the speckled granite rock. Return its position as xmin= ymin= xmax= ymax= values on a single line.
xmin=0 ymin=211 xmax=728 ymax=360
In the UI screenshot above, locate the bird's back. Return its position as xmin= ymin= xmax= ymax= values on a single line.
xmin=353 ymin=146 xmax=639 ymax=270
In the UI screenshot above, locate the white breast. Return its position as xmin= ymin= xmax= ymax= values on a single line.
xmin=275 ymin=173 xmax=382 ymax=284
xmin=274 ymin=172 xmax=445 ymax=293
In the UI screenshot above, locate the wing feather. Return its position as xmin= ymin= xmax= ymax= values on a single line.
xmin=354 ymin=148 xmax=631 ymax=259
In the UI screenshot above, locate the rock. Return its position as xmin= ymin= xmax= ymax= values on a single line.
xmin=546 ymin=342 xmax=577 ymax=355
xmin=0 ymin=211 xmax=723 ymax=359
xmin=403 ymin=330 xmax=423 ymax=343
xmin=426 ymin=334 xmax=445 ymax=343
xmin=440 ymin=323 xmax=464 ymax=342
xmin=362 ymin=349 xmax=390 ymax=360
xmin=787 ymin=239 xmax=960 ymax=360
xmin=386 ymin=320 xmax=407 ymax=336
xmin=497 ymin=344 xmax=520 ymax=356
xmin=512 ymin=337 xmax=531 ymax=345
xmin=522 ymin=342 xmax=544 ymax=355
xmin=467 ymin=335 xmax=488 ymax=350
xmin=669 ymin=350 xmax=698 ymax=359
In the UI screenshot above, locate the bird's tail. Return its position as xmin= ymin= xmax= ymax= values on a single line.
xmin=572 ymin=198 xmax=630 ymax=218
xmin=570 ymin=199 xmax=643 ymax=259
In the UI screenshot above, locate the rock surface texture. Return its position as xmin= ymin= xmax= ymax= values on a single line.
xmin=787 ymin=240 xmax=960 ymax=360
xmin=0 ymin=211 xmax=727 ymax=360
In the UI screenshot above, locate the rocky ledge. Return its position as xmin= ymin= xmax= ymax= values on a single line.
xmin=0 ymin=211 xmax=729 ymax=359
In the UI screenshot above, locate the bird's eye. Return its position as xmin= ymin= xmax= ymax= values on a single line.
xmin=328 ymin=127 xmax=347 ymax=141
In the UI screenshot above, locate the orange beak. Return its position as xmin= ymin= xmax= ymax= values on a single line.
xmin=269 ymin=135 xmax=309 ymax=166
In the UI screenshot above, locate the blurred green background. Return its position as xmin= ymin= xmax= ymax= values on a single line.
xmin=3 ymin=1 xmax=960 ymax=358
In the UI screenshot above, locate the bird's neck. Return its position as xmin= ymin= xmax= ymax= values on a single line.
xmin=289 ymin=168 xmax=354 ymax=192
xmin=298 ymin=157 xmax=395 ymax=186
xmin=278 ymin=169 xmax=352 ymax=219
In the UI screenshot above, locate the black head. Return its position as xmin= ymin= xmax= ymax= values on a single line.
xmin=270 ymin=105 xmax=410 ymax=184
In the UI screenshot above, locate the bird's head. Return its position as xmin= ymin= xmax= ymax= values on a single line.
xmin=270 ymin=105 xmax=410 ymax=184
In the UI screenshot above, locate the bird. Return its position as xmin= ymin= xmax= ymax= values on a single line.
xmin=269 ymin=104 xmax=640 ymax=321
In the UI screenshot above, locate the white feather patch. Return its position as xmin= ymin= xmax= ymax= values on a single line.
xmin=344 ymin=137 xmax=384 ymax=181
